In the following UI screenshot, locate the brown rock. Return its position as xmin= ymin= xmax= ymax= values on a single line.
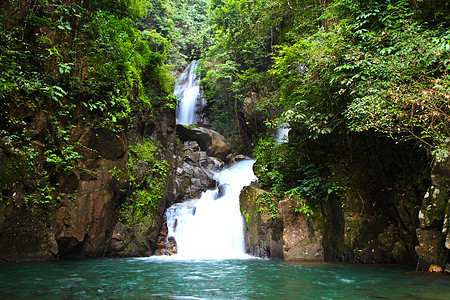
xmin=240 ymin=186 xmax=284 ymax=259
xmin=279 ymin=197 xmax=323 ymax=261
xmin=428 ymin=264 xmax=443 ymax=272
xmin=176 ymin=125 xmax=232 ymax=160
xmin=77 ymin=127 xmax=126 ymax=160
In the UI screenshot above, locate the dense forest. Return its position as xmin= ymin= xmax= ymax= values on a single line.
xmin=1 ymin=0 xmax=449 ymax=268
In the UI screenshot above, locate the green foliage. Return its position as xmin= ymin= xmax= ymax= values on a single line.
xmin=0 ymin=0 xmax=175 ymax=213
xmin=246 ymin=0 xmax=450 ymax=211
xmin=271 ymin=0 xmax=450 ymax=149
xmin=256 ymin=192 xmax=278 ymax=218
xmin=199 ymin=0 xmax=323 ymax=151
xmin=120 ymin=138 xmax=170 ymax=224
xmin=253 ymin=132 xmax=331 ymax=214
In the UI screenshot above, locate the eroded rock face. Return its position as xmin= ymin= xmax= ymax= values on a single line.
xmin=239 ymin=186 xmax=323 ymax=261
xmin=0 ymin=204 xmax=58 ymax=262
xmin=240 ymin=186 xmax=284 ymax=259
xmin=278 ymin=198 xmax=323 ymax=260
xmin=55 ymin=129 xmax=129 ymax=257
xmin=415 ymin=148 xmax=450 ymax=270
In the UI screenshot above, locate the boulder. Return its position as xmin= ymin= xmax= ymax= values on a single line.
xmin=415 ymin=228 xmax=446 ymax=270
xmin=174 ymin=161 xmax=217 ymax=200
xmin=226 ymin=153 xmax=251 ymax=166
xmin=176 ymin=125 xmax=232 ymax=160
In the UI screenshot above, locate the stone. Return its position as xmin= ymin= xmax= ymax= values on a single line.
xmin=415 ymin=228 xmax=446 ymax=268
xmin=108 ymin=223 xmax=128 ymax=253
xmin=428 ymin=264 xmax=443 ymax=272
xmin=77 ymin=127 xmax=126 ymax=160
xmin=416 ymin=147 xmax=450 ymax=267
xmin=174 ymin=161 xmax=217 ymax=200
xmin=176 ymin=125 xmax=232 ymax=160
xmin=227 ymin=154 xmax=251 ymax=166
xmin=240 ymin=186 xmax=284 ymax=259
xmin=278 ymin=197 xmax=323 ymax=261
xmin=215 ymin=184 xmax=229 ymax=200
xmin=55 ymin=159 xmax=123 ymax=257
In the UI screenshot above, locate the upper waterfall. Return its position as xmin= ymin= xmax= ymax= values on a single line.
xmin=175 ymin=61 xmax=200 ymax=125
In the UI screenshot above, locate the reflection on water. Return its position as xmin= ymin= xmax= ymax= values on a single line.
xmin=0 ymin=258 xmax=449 ymax=299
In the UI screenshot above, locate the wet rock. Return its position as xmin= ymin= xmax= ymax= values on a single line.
xmin=227 ymin=153 xmax=251 ymax=166
xmin=55 ymin=159 xmax=126 ymax=257
xmin=240 ymin=186 xmax=284 ymax=259
xmin=176 ymin=125 xmax=232 ymax=160
xmin=215 ymin=184 xmax=229 ymax=200
xmin=174 ymin=161 xmax=217 ymax=200
xmin=108 ymin=223 xmax=127 ymax=253
xmin=0 ymin=206 xmax=59 ymax=262
xmin=183 ymin=141 xmax=201 ymax=152
xmin=415 ymin=228 xmax=446 ymax=268
xmin=199 ymin=152 xmax=224 ymax=171
xmin=183 ymin=149 xmax=200 ymax=165
xmin=416 ymin=146 xmax=449 ymax=267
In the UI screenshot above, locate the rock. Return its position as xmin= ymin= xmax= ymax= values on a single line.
xmin=182 ymin=141 xmax=201 ymax=152
xmin=416 ymin=146 xmax=450 ymax=267
xmin=55 ymin=159 xmax=125 ymax=257
xmin=183 ymin=149 xmax=200 ymax=165
xmin=415 ymin=228 xmax=446 ymax=268
xmin=215 ymin=184 xmax=229 ymax=200
xmin=174 ymin=161 xmax=217 ymax=200
xmin=0 ymin=208 xmax=59 ymax=262
xmin=227 ymin=153 xmax=251 ymax=166
xmin=176 ymin=125 xmax=232 ymax=160
xmin=240 ymin=186 xmax=284 ymax=259
xmin=77 ymin=127 xmax=126 ymax=160
xmin=428 ymin=264 xmax=443 ymax=272
xmin=278 ymin=197 xmax=323 ymax=261
xmin=108 ymin=223 xmax=128 ymax=253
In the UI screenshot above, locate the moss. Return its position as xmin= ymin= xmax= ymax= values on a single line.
xmin=119 ymin=138 xmax=170 ymax=233
xmin=245 ymin=212 xmax=251 ymax=228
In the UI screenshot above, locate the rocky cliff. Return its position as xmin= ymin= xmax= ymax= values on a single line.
xmin=244 ymin=132 xmax=449 ymax=271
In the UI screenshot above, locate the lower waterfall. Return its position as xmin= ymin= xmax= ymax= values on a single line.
xmin=165 ymin=159 xmax=257 ymax=259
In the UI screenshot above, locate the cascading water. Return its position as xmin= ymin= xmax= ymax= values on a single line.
xmin=175 ymin=61 xmax=200 ymax=125
xmin=275 ymin=123 xmax=290 ymax=143
xmin=166 ymin=160 xmax=257 ymax=259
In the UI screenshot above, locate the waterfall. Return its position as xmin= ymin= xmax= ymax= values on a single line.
xmin=275 ymin=123 xmax=290 ymax=143
xmin=175 ymin=61 xmax=200 ymax=125
xmin=166 ymin=160 xmax=257 ymax=259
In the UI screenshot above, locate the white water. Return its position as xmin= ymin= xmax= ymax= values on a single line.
xmin=275 ymin=123 xmax=290 ymax=143
xmin=166 ymin=160 xmax=257 ymax=260
xmin=175 ymin=61 xmax=200 ymax=125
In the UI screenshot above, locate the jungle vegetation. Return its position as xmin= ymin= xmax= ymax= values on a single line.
xmin=1 ymin=0 xmax=449 ymax=214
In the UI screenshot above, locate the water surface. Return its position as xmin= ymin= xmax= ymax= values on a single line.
xmin=0 ymin=257 xmax=449 ymax=299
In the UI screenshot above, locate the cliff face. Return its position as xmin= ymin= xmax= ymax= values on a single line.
xmin=0 ymin=103 xmax=178 ymax=261
xmin=0 ymin=0 xmax=179 ymax=261
xmin=243 ymin=131 xmax=449 ymax=270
